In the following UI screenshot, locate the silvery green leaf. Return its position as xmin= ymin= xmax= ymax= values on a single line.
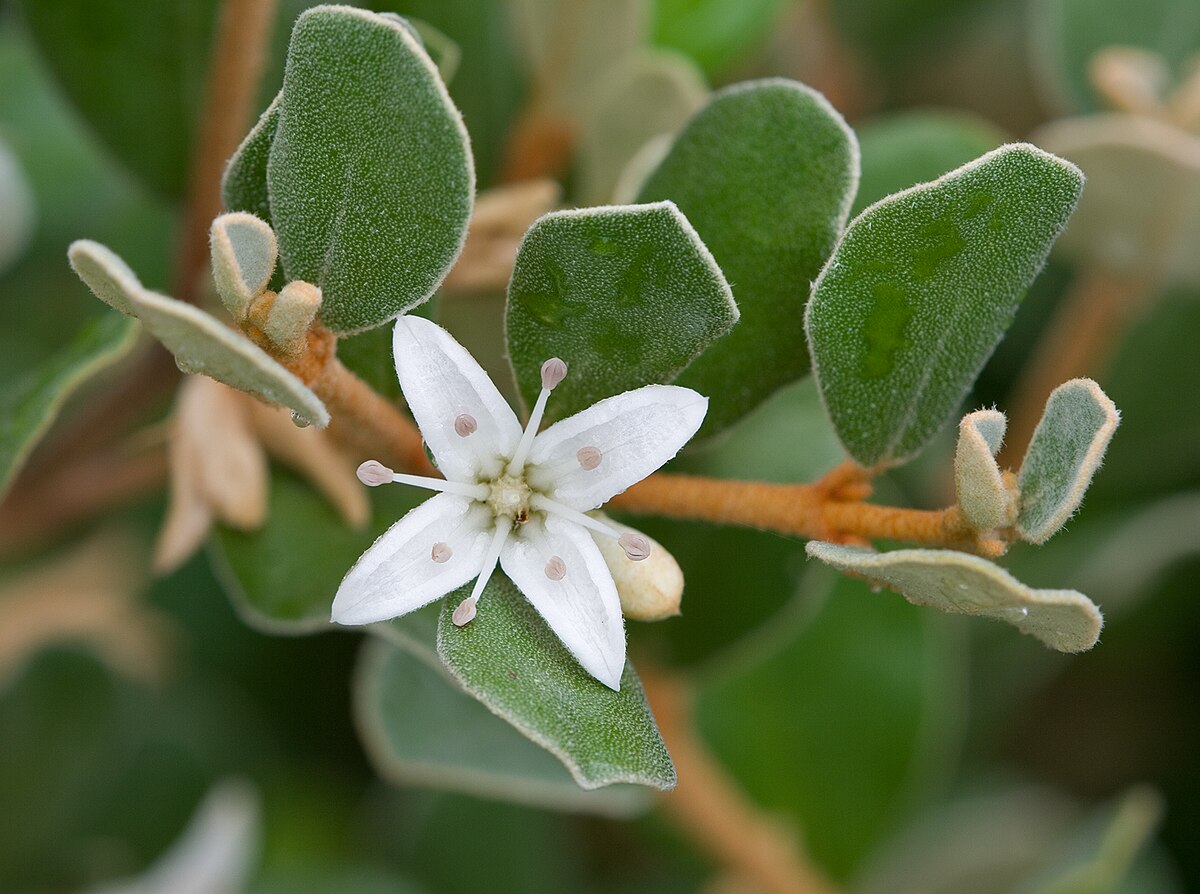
xmin=1034 ymin=114 xmax=1200 ymax=286
xmin=405 ymin=18 xmax=462 ymax=84
xmin=1017 ymin=378 xmax=1120 ymax=544
xmin=576 ymin=49 xmax=708 ymax=206
xmin=354 ymin=637 xmax=649 ymax=814
xmin=0 ymin=139 xmax=35 ymax=276
xmin=221 ymin=93 xmax=278 ymax=224
xmin=806 ymin=144 xmax=1083 ymax=467
xmin=210 ymin=212 xmax=277 ymax=319
xmin=0 ymin=313 xmax=138 ymax=498
xmin=68 ymin=240 xmax=328 ymax=427
xmin=806 ymin=541 xmax=1103 ymax=652
xmin=955 ymin=408 xmax=1013 ymax=531
xmin=437 ymin=576 xmax=675 ymax=791
xmin=638 ymin=79 xmax=859 ymax=436
xmin=269 ymin=6 xmax=474 ymax=333
xmin=506 ymin=201 xmax=736 ymax=421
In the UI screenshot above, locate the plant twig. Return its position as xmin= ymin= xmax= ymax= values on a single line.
xmin=1001 ymin=267 xmax=1152 ymax=465
xmin=642 ymin=667 xmax=843 ymax=894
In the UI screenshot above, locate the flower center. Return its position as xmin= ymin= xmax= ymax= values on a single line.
xmin=487 ymin=473 xmax=532 ymax=523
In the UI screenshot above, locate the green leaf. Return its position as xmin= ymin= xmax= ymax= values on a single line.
xmin=68 ymin=240 xmax=328 ymax=426
xmin=210 ymin=212 xmax=278 ymax=319
xmin=19 ymin=0 xmax=220 ymax=198
xmin=0 ymin=138 xmax=35 ymax=275
xmin=1034 ymin=115 xmax=1200 ymax=286
xmin=222 ymin=94 xmax=279 ymax=223
xmin=1032 ymin=0 xmax=1200 ymax=113
xmin=1017 ymin=378 xmax=1120 ymax=545
xmin=211 ymin=469 xmax=422 ymax=635
xmin=696 ymin=570 xmax=965 ymax=878
xmin=437 ymin=576 xmax=675 ymax=791
xmin=806 ymin=541 xmax=1103 ymax=652
xmin=506 ymin=202 xmax=736 ymax=420
xmin=354 ymin=637 xmax=648 ymax=814
xmin=954 ymin=408 xmax=1013 ymax=531
xmin=269 ymin=6 xmax=474 ymax=333
xmin=637 ymin=79 xmax=859 ymax=436
xmin=806 ymin=144 xmax=1083 ymax=467
xmin=853 ymin=110 xmax=1006 ymax=215
xmin=0 ymin=313 xmax=137 ymax=499
xmin=576 ymin=49 xmax=707 ymax=206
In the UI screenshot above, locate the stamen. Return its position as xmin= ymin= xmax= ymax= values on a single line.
xmin=453 ymin=521 xmax=512 ymax=627
xmin=389 ymin=471 xmax=489 ymax=500
xmin=454 ymin=413 xmax=477 ymax=437
xmin=576 ymin=446 xmax=602 ymax=470
xmin=530 ymin=494 xmax=621 ymax=539
xmin=357 ymin=460 xmax=395 ymax=487
xmin=618 ymin=532 xmax=652 ymax=561
xmin=506 ymin=358 xmax=568 ymax=475
xmin=544 ymin=556 xmax=567 ymax=580
xmin=431 ymin=542 xmax=453 ymax=563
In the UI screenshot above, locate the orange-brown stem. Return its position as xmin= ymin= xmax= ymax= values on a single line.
xmin=610 ymin=472 xmax=1001 ymax=554
xmin=1001 ymin=267 xmax=1152 ymax=465
xmin=643 ymin=667 xmax=843 ymax=894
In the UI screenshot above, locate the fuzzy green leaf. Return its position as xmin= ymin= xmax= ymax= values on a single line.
xmin=19 ymin=0 xmax=219 ymax=198
xmin=506 ymin=202 xmax=736 ymax=420
xmin=637 ymin=79 xmax=859 ymax=436
xmin=0 ymin=314 xmax=137 ymax=498
xmin=1017 ymin=378 xmax=1120 ymax=545
xmin=954 ymin=409 xmax=1013 ymax=531
xmin=68 ymin=240 xmax=327 ymax=426
xmin=210 ymin=212 xmax=278 ymax=319
xmin=222 ymin=94 xmax=278 ymax=224
xmin=1035 ymin=115 xmax=1200 ymax=286
xmin=354 ymin=637 xmax=648 ymax=814
xmin=437 ymin=576 xmax=675 ymax=791
xmin=806 ymin=144 xmax=1083 ymax=467
xmin=807 ymin=541 xmax=1103 ymax=652
xmin=269 ymin=6 xmax=473 ymax=333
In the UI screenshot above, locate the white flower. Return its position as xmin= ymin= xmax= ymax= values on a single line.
xmin=332 ymin=316 xmax=707 ymax=690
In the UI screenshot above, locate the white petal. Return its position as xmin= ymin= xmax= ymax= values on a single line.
xmin=393 ymin=315 xmax=522 ymax=481
xmin=500 ymin=515 xmax=626 ymax=690
xmin=332 ymin=493 xmax=491 ymax=625
xmin=527 ymin=385 xmax=707 ymax=510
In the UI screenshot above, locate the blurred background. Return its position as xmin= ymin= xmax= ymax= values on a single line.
xmin=0 ymin=0 xmax=1198 ymax=891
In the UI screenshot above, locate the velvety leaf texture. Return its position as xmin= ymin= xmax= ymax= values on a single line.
xmin=353 ymin=637 xmax=648 ymax=814
xmin=0 ymin=313 xmax=137 ymax=498
xmin=807 ymin=541 xmax=1103 ymax=652
xmin=221 ymin=94 xmax=279 ymax=224
xmin=437 ymin=576 xmax=676 ymax=791
xmin=637 ymin=79 xmax=859 ymax=436
xmin=806 ymin=144 xmax=1083 ymax=467
xmin=269 ymin=6 xmax=474 ymax=333
xmin=506 ymin=201 xmax=736 ymax=420
xmin=1017 ymin=378 xmax=1120 ymax=544
xmin=954 ymin=409 xmax=1012 ymax=531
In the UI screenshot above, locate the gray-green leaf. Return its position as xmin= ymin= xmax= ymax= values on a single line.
xmin=210 ymin=212 xmax=278 ymax=319
xmin=1017 ymin=378 xmax=1120 ymax=544
xmin=0 ymin=313 xmax=138 ymax=498
xmin=354 ymin=636 xmax=648 ymax=814
xmin=506 ymin=201 xmax=736 ymax=420
xmin=268 ymin=6 xmax=474 ymax=333
xmin=806 ymin=541 xmax=1103 ymax=652
xmin=806 ymin=144 xmax=1083 ymax=467
xmin=637 ymin=79 xmax=859 ymax=436
xmin=955 ymin=408 xmax=1013 ymax=530
xmin=222 ymin=93 xmax=278 ymax=224
xmin=0 ymin=139 xmax=36 ymax=275
xmin=68 ymin=240 xmax=328 ymax=427
xmin=437 ymin=576 xmax=675 ymax=791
